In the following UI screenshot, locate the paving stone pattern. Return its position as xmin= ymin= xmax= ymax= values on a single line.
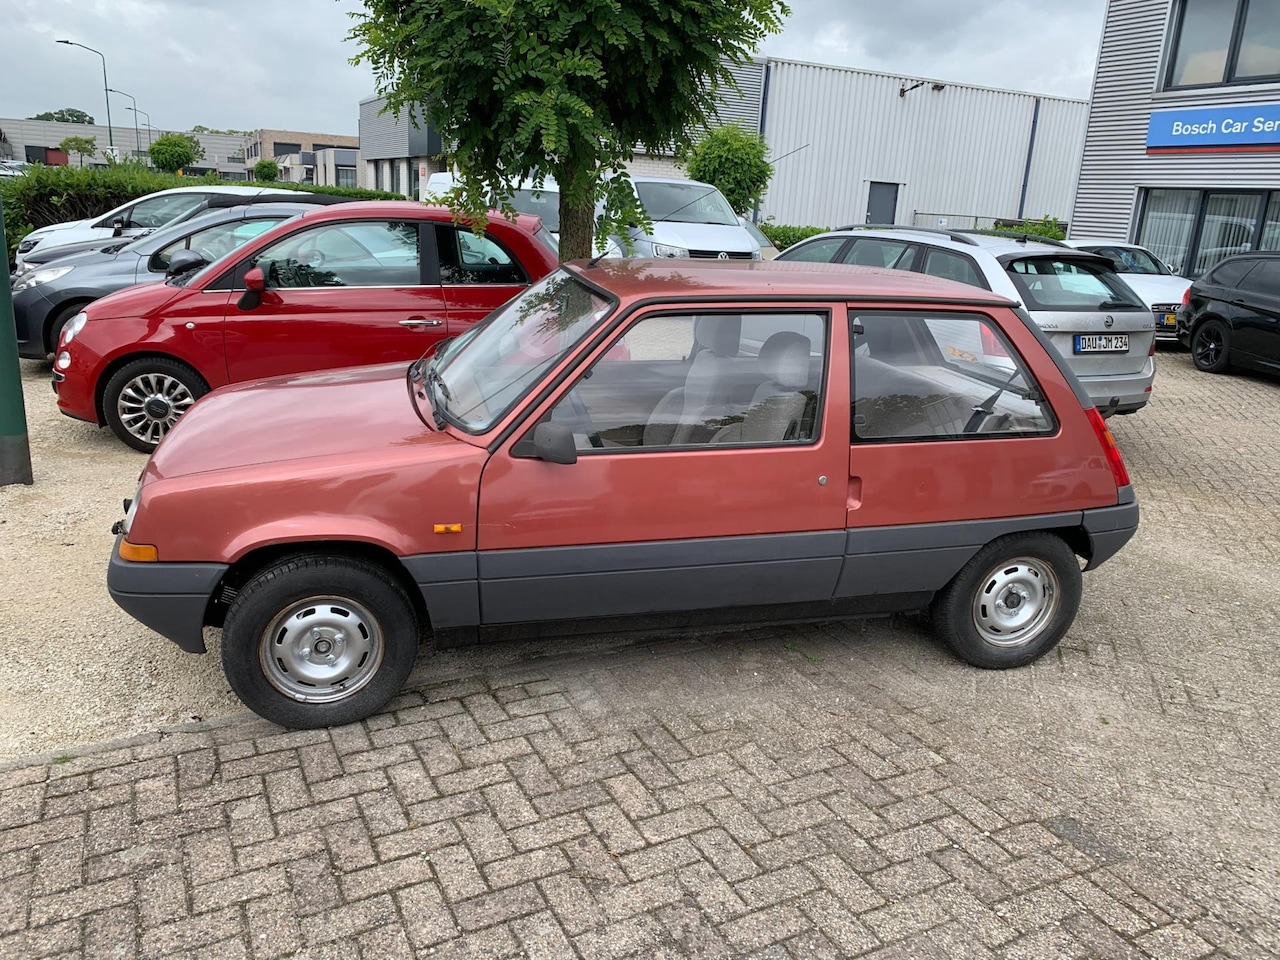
xmin=2 ymin=353 xmax=1278 ymax=958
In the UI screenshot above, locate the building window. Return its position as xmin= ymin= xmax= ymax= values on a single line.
xmin=273 ymin=142 xmax=302 ymax=157
xmin=391 ymin=160 xmax=402 ymax=196
xmin=410 ymin=161 xmax=421 ymax=200
xmin=336 ymin=166 xmax=357 ymax=188
xmin=1137 ymin=188 xmax=1280 ymax=278
xmin=1168 ymin=0 xmax=1280 ymax=88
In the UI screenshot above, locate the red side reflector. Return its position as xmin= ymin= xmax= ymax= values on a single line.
xmin=980 ymin=324 xmax=1008 ymax=358
xmin=1086 ymin=407 xmax=1130 ymax=489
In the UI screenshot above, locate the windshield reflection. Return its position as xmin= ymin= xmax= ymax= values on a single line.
xmin=433 ymin=271 xmax=611 ymax=432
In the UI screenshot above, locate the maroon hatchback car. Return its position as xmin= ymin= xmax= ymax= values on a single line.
xmin=109 ymin=260 xmax=1139 ymax=728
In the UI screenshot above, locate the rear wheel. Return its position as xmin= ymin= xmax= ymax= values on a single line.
xmin=102 ymin=357 xmax=209 ymax=452
xmin=1191 ymin=319 xmax=1231 ymax=373
xmin=931 ymin=533 xmax=1082 ymax=669
xmin=221 ymin=556 xmax=421 ymax=728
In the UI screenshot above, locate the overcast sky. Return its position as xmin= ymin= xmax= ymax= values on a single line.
xmin=1 ymin=1 xmax=1106 ymax=137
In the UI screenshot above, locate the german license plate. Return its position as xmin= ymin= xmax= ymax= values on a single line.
xmin=1074 ymin=334 xmax=1129 ymax=353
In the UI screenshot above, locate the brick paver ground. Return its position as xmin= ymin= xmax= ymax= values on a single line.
xmin=2 ymin=352 xmax=1278 ymax=958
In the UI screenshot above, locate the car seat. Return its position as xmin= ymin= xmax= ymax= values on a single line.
xmin=712 ymin=332 xmax=813 ymax=443
xmin=643 ymin=315 xmax=742 ymax=446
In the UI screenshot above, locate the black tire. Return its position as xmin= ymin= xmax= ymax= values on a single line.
xmin=1191 ymin=318 xmax=1231 ymax=374
xmin=102 ymin=357 xmax=209 ymax=453
xmin=930 ymin=532 xmax=1082 ymax=669
xmin=221 ymin=555 xmax=421 ymax=729
xmin=46 ymin=301 xmax=88 ymax=355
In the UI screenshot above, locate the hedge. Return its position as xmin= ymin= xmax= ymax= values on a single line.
xmin=2 ymin=164 xmax=400 ymax=267
xmin=757 ymin=223 xmax=829 ymax=251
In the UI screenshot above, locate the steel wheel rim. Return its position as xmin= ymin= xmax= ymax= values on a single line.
xmin=116 ymin=373 xmax=196 ymax=446
xmin=1194 ymin=326 xmax=1223 ymax=368
xmin=971 ymin=556 xmax=1060 ymax=648
xmin=259 ymin=596 xmax=385 ymax=703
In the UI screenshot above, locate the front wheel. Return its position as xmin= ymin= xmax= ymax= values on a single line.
xmin=103 ymin=357 xmax=209 ymax=452
xmin=931 ymin=533 xmax=1082 ymax=669
xmin=220 ymin=556 xmax=421 ymax=728
xmin=1191 ymin=319 xmax=1231 ymax=373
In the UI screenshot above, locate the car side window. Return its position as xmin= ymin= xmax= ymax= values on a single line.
xmin=852 ymin=312 xmax=1055 ymax=443
xmin=777 ymin=238 xmax=848 ymax=263
xmin=1206 ymin=259 xmax=1257 ymax=288
xmin=920 ymin=248 xmax=988 ymax=289
xmin=124 ymin=194 xmax=207 ymax=229
xmin=151 ymin=218 xmax=282 ymax=272
xmin=1237 ymin=260 xmax=1280 ymax=296
xmin=251 ymin=221 xmax=421 ymax=288
xmin=437 ymin=226 xmax=526 ymax=285
xmin=842 ymin=238 xmax=917 ymax=270
xmin=542 ymin=311 xmax=828 ymax=451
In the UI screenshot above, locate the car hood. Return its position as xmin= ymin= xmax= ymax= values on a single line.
xmin=24 ymin=219 xmax=89 ymax=241
xmin=641 ymin=222 xmax=759 ymax=255
xmin=84 ymin=277 xmax=184 ymax=319
xmin=32 ymin=247 xmax=141 ymax=274
xmin=147 ymin=362 xmax=465 ymax=481
xmin=1117 ymin=273 xmax=1191 ymax=307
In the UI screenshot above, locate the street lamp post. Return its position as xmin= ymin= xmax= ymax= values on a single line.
xmin=127 ymin=108 xmax=153 ymax=152
xmin=108 ymin=89 xmax=139 ymax=158
xmin=56 ymin=40 xmax=113 ymax=150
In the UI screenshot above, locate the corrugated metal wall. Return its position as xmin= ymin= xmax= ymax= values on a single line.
xmin=358 ymin=97 xmax=410 ymax=160
xmin=758 ymin=59 xmax=1087 ymax=227
xmin=1073 ymin=0 xmax=1280 ymax=240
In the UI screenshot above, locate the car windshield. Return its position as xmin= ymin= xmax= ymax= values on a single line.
xmin=510 ymin=188 xmax=560 ymax=233
xmin=1083 ymin=245 xmax=1168 ymax=276
xmin=634 ymin=182 xmax=738 ymax=225
xmin=1006 ymin=257 xmax=1147 ymax=312
xmin=741 ymin=219 xmax=772 ymax=248
xmin=430 ymin=270 xmax=611 ymax=432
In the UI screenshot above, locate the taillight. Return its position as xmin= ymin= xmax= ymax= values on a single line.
xmin=1149 ymin=338 xmax=1157 ymax=357
xmin=1086 ymin=407 xmax=1130 ymax=489
xmin=1182 ymin=287 xmax=1191 ymax=307
xmin=980 ymin=324 xmax=1008 ymax=358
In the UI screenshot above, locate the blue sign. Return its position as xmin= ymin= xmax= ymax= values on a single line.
xmin=1148 ymin=103 xmax=1280 ymax=153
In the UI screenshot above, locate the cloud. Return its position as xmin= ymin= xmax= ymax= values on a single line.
xmin=0 ymin=0 xmax=1106 ymax=138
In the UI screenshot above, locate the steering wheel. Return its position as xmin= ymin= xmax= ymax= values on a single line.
xmin=565 ymin=388 xmax=604 ymax=449
xmin=304 ymin=247 xmax=326 ymax=268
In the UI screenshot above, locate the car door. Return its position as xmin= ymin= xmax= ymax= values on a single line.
xmin=1225 ymin=259 xmax=1280 ymax=366
xmin=104 ymin=193 xmax=210 ymax=237
xmin=473 ymin=304 xmax=851 ymax=625
xmin=222 ymin=218 xmax=448 ymax=383
xmin=435 ymin=225 xmax=531 ymax=336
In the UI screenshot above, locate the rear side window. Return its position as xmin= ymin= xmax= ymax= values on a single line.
xmin=778 ymin=238 xmax=848 ymax=263
xmin=1006 ymin=257 xmax=1146 ymax=312
xmin=851 ymin=312 xmax=1056 ymax=443
xmin=437 ymin=226 xmax=527 ymax=285
xmin=842 ymin=238 xmax=917 ymax=269
xmin=1237 ymin=260 xmax=1280 ymax=296
xmin=1206 ymin=259 xmax=1258 ymax=288
xmin=920 ymin=248 xmax=988 ymax=289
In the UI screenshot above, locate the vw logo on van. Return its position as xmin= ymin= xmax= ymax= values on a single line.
xmin=717 ymin=251 xmax=730 ymax=260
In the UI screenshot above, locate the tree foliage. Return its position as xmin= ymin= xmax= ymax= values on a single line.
xmin=685 ymin=124 xmax=773 ymax=215
xmin=148 ymin=133 xmax=205 ymax=173
xmin=58 ymin=135 xmax=98 ymax=168
xmin=350 ymin=0 xmax=790 ymax=260
xmin=30 ymin=108 xmax=94 ymax=124
xmin=253 ymin=159 xmax=280 ymax=182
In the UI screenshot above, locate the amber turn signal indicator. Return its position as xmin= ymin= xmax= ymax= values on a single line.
xmin=118 ymin=540 xmax=159 ymax=562
xmin=433 ymin=523 xmax=464 ymax=535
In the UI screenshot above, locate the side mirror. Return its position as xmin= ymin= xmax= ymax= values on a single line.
xmin=532 ymin=421 xmax=577 ymax=465
xmin=165 ymin=249 xmax=207 ymax=278
xmin=111 ymin=216 xmax=125 ymax=237
xmin=237 ymin=266 xmax=265 ymax=311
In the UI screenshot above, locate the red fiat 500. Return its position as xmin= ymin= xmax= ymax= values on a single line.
xmin=108 ymin=260 xmax=1138 ymax=728
xmin=53 ymin=202 xmax=560 ymax=451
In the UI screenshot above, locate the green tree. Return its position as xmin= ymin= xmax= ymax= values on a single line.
xmin=685 ymin=124 xmax=773 ymax=215
xmin=58 ymin=135 xmax=98 ymax=168
xmin=30 ymin=108 xmax=94 ymax=124
xmin=350 ymin=0 xmax=790 ymax=261
xmin=253 ymin=158 xmax=280 ymax=182
xmin=148 ymin=132 xmax=198 ymax=173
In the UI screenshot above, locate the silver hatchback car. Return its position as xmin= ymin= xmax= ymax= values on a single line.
xmin=778 ymin=227 xmax=1156 ymax=415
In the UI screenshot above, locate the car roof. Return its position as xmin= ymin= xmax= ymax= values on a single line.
xmin=154 ymin=185 xmax=289 ymax=197
xmin=1063 ymin=239 xmax=1148 ymax=250
xmin=807 ymin=226 xmax=1074 ymax=259
xmin=566 ymin=258 xmax=1017 ymax=305
xmin=293 ymin=201 xmax=546 ymax=235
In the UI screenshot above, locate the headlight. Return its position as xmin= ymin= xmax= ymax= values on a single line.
xmin=61 ymin=312 xmax=88 ymax=345
xmin=11 ymin=264 xmax=73 ymax=293
xmin=651 ymin=243 xmax=690 ymax=259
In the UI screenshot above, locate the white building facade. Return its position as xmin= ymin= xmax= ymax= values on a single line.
xmin=1073 ymin=0 xmax=1280 ymax=278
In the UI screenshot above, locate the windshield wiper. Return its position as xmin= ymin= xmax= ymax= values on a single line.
xmin=1097 ymin=298 xmax=1139 ymax=310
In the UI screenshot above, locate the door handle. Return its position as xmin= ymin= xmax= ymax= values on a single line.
xmin=400 ymin=318 xmax=444 ymax=328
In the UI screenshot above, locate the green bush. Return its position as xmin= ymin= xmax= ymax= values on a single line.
xmin=253 ymin=159 xmax=280 ymax=182
xmin=990 ymin=215 xmax=1067 ymax=241
xmin=685 ymin=125 xmax=773 ymax=215
xmin=2 ymin=165 xmax=399 ymax=266
xmin=757 ymin=223 xmax=829 ymax=251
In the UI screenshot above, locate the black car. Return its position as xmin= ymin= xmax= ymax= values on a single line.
xmin=9 ymin=196 xmax=353 ymax=359
xmin=1178 ymin=252 xmax=1280 ymax=376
